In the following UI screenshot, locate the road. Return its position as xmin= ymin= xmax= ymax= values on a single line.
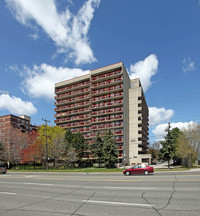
xmin=0 ymin=171 xmax=200 ymax=216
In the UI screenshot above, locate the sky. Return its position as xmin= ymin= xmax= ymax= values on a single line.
xmin=0 ymin=0 xmax=200 ymax=144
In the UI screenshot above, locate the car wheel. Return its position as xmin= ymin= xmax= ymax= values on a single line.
xmin=3 ymin=172 xmax=6 ymax=174
xmin=144 ymin=170 xmax=149 ymax=175
xmin=126 ymin=171 xmax=130 ymax=176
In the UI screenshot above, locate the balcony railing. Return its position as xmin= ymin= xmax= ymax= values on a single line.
xmin=55 ymin=81 xmax=90 ymax=94
xmin=91 ymin=70 xmax=122 ymax=82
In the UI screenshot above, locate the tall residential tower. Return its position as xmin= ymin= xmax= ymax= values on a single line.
xmin=55 ymin=62 xmax=151 ymax=165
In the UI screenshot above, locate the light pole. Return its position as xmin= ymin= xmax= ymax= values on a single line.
xmin=42 ymin=118 xmax=50 ymax=170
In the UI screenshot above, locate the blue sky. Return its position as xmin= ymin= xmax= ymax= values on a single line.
xmin=0 ymin=0 xmax=200 ymax=144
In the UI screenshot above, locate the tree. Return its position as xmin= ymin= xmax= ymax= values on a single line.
xmin=177 ymin=123 xmax=200 ymax=167
xmin=37 ymin=125 xmax=66 ymax=168
xmin=102 ymin=130 xmax=118 ymax=168
xmin=90 ymin=132 xmax=104 ymax=167
xmin=21 ymin=130 xmax=44 ymax=169
xmin=64 ymin=128 xmax=74 ymax=150
xmin=51 ymin=126 xmax=66 ymax=169
xmin=158 ymin=123 xmax=177 ymax=168
xmin=71 ymin=132 xmax=88 ymax=166
xmin=0 ymin=142 xmax=5 ymax=163
xmin=170 ymin=127 xmax=182 ymax=164
xmin=65 ymin=146 xmax=78 ymax=167
xmin=9 ymin=128 xmax=27 ymax=168
xmin=148 ymin=142 xmax=160 ymax=162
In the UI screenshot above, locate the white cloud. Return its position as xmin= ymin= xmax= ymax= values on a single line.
xmin=149 ymin=107 xmax=174 ymax=126
xmin=6 ymin=0 xmax=100 ymax=64
xmin=0 ymin=94 xmax=37 ymax=115
xmin=21 ymin=64 xmax=90 ymax=100
xmin=182 ymin=57 xmax=195 ymax=73
xmin=129 ymin=54 xmax=158 ymax=92
xmin=152 ymin=121 xmax=195 ymax=141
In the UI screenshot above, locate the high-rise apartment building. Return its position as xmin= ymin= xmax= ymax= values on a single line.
xmin=55 ymin=62 xmax=151 ymax=165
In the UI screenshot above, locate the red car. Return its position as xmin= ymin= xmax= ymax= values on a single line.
xmin=123 ymin=164 xmax=154 ymax=175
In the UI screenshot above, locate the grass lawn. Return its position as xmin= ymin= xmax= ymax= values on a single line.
xmin=8 ymin=165 xmax=200 ymax=173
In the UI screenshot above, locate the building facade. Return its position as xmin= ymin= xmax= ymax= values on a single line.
xmin=55 ymin=62 xmax=151 ymax=165
xmin=0 ymin=114 xmax=36 ymax=165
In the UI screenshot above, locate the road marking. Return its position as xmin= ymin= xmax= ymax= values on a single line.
xmin=2 ymin=176 xmax=200 ymax=182
xmin=0 ymin=192 xmax=16 ymax=195
xmin=24 ymin=183 xmax=54 ymax=186
xmin=83 ymin=200 xmax=153 ymax=207
xmin=104 ymin=186 xmax=156 ymax=190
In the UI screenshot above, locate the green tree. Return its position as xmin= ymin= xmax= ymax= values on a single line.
xmin=102 ymin=130 xmax=118 ymax=168
xmin=71 ymin=132 xmax=88 ymax=166
xmin=37 ymin=125 xmax=66 ymax=168
xmin=158 ymin=123 xmax=177 ymax=168
xmin=90 ymin=132 xmax=104 ymax=167
xmin=170 ymin=127 xmax=182 ymax=164
xmin=177 ymin=123 xmax=200 ymax=167
xmin=51 ymin=126 xmax=66 ymax=168
xmin=64 ymin=128 xmax=74 ymax=151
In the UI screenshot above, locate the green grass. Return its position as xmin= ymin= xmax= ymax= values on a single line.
xmin=8 ymin=165 xmax=199 ymax=173
xmin=154 ymin=167 xmax=191 ymax=172
xmin=9 ymin=166 xmax=124 ymax=173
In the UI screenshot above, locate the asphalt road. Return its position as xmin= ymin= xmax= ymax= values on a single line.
xmin=0 ymin=171 xmax=200 ymax=216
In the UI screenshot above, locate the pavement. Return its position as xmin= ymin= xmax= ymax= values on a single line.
xmin=122 ymin=162 xmax=200 ymax=172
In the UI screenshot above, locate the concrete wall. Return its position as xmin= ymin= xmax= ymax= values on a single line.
xmin=122 ymin=64 xmax=130 ymax=165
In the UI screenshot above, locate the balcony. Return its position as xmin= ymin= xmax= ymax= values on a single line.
xmin=91 ymin=78 xmax=123 ymax=90
xmin=55 ymin=81 xmax=90 ymax=94
xmin=91 ymin=70 xmax=122 ymax=83
xmin=91 ymin=84 xmax=123 ymax=96
xmin=91 ymin=100 xmax=123 ymax=110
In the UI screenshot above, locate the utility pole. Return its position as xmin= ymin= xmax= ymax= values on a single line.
xmin=42 ymin=118 xmax=50 ymax=170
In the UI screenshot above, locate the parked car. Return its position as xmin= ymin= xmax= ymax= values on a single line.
xmin=123 ymin=164 xmax=154 ymax=175
xmin=0 ymin=165 xmax=7 ymax=174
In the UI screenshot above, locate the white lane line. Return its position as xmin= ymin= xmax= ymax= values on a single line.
xmin=104 ymin=186 xmax=156 ymax=190
xmin=0 ymin=192 xmax=16 ymax=195
xmin=83 ymin=200 xmax=153 ymax=207
xmin=24 ymin=183 xmax=54 ymax=186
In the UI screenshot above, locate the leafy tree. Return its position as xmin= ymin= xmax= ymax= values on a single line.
xmin=177 ymin=123 xmax=200 ymax=167
xmin=158 ymin=123 xmax=177 ymax=168
xmin=90 ymin=132 xmax=104 ymax=167
xmin=102 ymin=130 xmax=118 ymax=168
xmin=64 ymin=128 xmax=74 ymax=151
xmin=71 ymin=132 xmax=88 ymax=166
xmin=51 ymin=126 xmax=66 ymax=169
xmin=37 ymin=125 xmax=66 ymax=167
xmin=170 ymin=127 xmax=182 ymax=164
xmin=21 ymin=131 xmax=44 ymax=169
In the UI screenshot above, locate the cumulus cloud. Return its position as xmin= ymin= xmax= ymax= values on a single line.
xmin=0 ymin=94 xmax=37 ymax=115
xmin=20 ymin=64 xmax=90 ymax=100
xmin=129 ymin=54 xmax=158 ymax=92
xmin=182 ymin=57 xmax=195 ymax=73
xmin=152 ymin=121 xmax=195 ymax=141
xmin=149 ymin=107 xmax=174 ymax=126
xmin=6 ymin=0 xmax=100 ymax=64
